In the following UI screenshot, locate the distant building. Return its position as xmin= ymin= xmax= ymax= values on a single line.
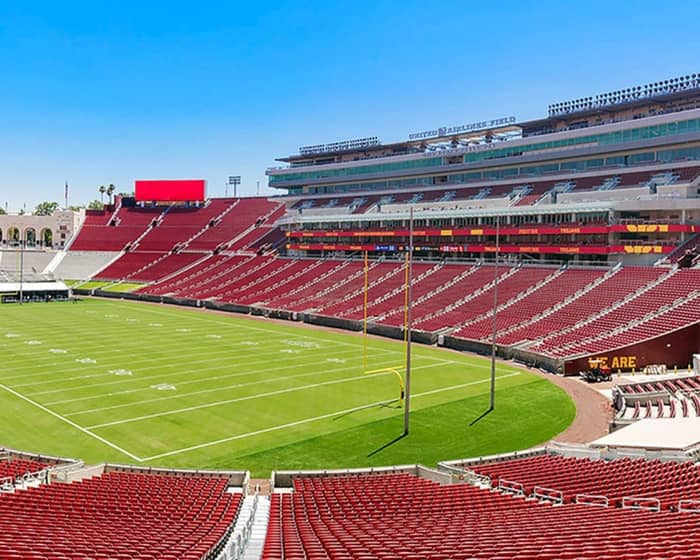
xmin=0 ymin=209 xmax=83 ymax=249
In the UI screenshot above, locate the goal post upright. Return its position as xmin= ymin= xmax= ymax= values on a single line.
xmin=363 ymin=250 xmax=369 ymax=373
xmin=403 ymin=206 xmax=414 ymax=436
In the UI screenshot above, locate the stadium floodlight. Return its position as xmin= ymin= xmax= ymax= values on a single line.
xmin=227 ymin=176 xmax=241 ymax=198
xmin=18 ymin=239 xmax=24 ymax=305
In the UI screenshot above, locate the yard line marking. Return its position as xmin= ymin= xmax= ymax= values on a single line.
xmin=0 ymin=326 xmax=337 ymax=376
xmin=0 ymin=384 xmax=142 ymax=462
xmin=139 ymin=372 xmax=522 ymax=461
xmin=139 ymin=399 xmax=400 ymax=462
xmin=27 ymin=346 xmax=373 ymax=397
xmin=65 ymin=365 xmax=395 ymax=416
xmin=8 ymin=334 xmax=399 ymax=386
xmin=87 ymin=366 xmax=519 ymax=430
xmin=63 ymin=360 xmax=485 ymax=416
xmin=0 ymin=317 xmax=329 ymax=362
xmin=412 ymin=371 xmax=521 ymax=397
xmin=86 ymin=371 xmax=396 ymax=429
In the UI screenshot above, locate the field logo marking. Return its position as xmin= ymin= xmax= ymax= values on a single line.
xmin=280 ymin=349 xmax=300 ymax=354
xmin=150 ymin=383 xmax=176 ymax=391
xmin=109 ymin=369 xmax=133 ymax=377
xmin=239 ymin=341 xmax=258 ymax=346
xmin=49 ymin=349 xmax=68 ymax=354
xmin=4 ymin=334 xmax=20 ymax=338
xmin=326 ymin=358 xmax=346 ymax=364
xmin=283 ymin=339 xmax=320 ymax=349
xmin=75 ymin=358 xmax=97 ymax=364
xmin=24 ymin=340 xmax=42 ymax=345
xmin=176 ymin=328 xmax=190 ymax=333
xmin=0 ymin=384 xmax=142 ymax=462
xmin=148 ymin=323 xmax=162 ymax=327
xmin=206 ymin=334 xmax=222 ymax=339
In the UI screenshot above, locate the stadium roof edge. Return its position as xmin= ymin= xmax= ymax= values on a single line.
xmin=518 ymin=87 xmax=700 ymax=131
xmin=276 ymin=124 xmax=521 ymax=163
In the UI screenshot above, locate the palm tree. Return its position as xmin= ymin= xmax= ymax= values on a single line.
xmin=107 ymin=184 xmax=116 ymax=205
xmin=98 ymin=185 xmax=106 ymax=203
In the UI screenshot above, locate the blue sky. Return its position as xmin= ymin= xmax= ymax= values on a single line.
xmin=1 ymin=0 xmax=699 ymax=211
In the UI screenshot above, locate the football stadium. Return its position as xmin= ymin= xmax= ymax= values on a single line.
xmin=2 ymin=10 xmax=700 ymax=555
xmin=1 ymin=72 xmax=699 ymax=558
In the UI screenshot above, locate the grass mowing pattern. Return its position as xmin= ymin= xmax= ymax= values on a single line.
xmin=0 ymin=299 xmax=574 ymax=476
xmin=75 ymin=281 xmax=144 ymax=292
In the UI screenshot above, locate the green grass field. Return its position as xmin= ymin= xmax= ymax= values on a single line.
xmin=0 ymin=299 xmax=575 ymax=476
xmin=72 ymin=281 xmax=144 ymax=292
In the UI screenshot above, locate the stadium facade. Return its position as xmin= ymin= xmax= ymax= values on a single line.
xmin=269 ymin=74 xmax=700 ymax=266
xmin=2 ymin=75 xmax=700 ymax=560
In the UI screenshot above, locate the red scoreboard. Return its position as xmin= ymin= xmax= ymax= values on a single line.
xmin=134 ymin=179 xmax=206 ymax=202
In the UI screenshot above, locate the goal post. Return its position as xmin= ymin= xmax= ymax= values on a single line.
xmin=363 ymin=366 xmax=406 ymax=402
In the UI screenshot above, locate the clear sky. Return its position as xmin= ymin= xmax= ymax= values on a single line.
xmin=1 ymin=0 xmax=699 ymax=212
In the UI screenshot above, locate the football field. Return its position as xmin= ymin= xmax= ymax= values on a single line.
xmin=0 ymin=299 xmax=574 ymax=476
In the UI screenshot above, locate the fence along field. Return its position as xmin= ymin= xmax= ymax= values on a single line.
xmin=0 ymin=299 xmax=574 ymax=475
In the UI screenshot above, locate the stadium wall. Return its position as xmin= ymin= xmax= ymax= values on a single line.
xmin=563 ymin=323 xmax=700 ymax=374
xmin=441 ymin=336 xmax=564 ymax=373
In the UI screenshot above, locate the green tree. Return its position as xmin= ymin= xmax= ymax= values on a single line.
xmin=87 ymin=199 xmax=104 ymax=210
xmin=107 ymin=184 xmax=116 ymax=204
xmin=0 ymin=207 xmax=6 ymax=215
xmin=34 ymin=201 xmax=60 ymax=216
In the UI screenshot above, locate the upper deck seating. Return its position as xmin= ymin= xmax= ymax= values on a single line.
xmin=186 ymin=198 xmax=282 ymax=251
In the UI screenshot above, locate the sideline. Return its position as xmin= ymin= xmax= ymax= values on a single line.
xmin=0 ymin=384 xmax=142 ymax=462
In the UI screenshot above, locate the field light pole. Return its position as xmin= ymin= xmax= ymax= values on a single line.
xmin=228 ymin=176 xmax=241 ymax=198
xmin=403 ymin=206 xmax=414 ymax=435
xmin=489 ymin=215 xmax=501 ymax=411
xmin=19 ymin=239 xmax=24 ymax=305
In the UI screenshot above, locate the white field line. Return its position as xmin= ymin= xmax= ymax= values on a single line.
xmin=86 ymin=371 xmax=394 ymax=429
xmin=43 ymin=352 xmax=517 ymax=408
xmin=138 ymin=372 xmax=522 ymax=462
xmin=9 ymin=344 xmax=476 ymax=393
xmin=40 ymin=349 xmax=366 ymax=404
xmin=0 ymin=327 xmax=355 ymax=377
xmin=27 ymin=346 xmax=388 ymax=398
xmin=0 ymin=315 xmax=325 ymax=362
xmin=64 ymin=360 xmax=463 ymax=417
xmin=0 ymin=384 xmax=142 ymax=462
xmin=65 ymin=361 xmax=405 ymax=416
xmin=16 ymin=344 xmax=370 ymax=391
xmin=2 ymin=302 xmax=450 ymax=361
xmin=0 ymin=319 xmax=456 ymax=379
xmin=87 ymin=364 xmax=521 ymax=430
xmin=86 ymin=301 xmax=457 ymax=358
